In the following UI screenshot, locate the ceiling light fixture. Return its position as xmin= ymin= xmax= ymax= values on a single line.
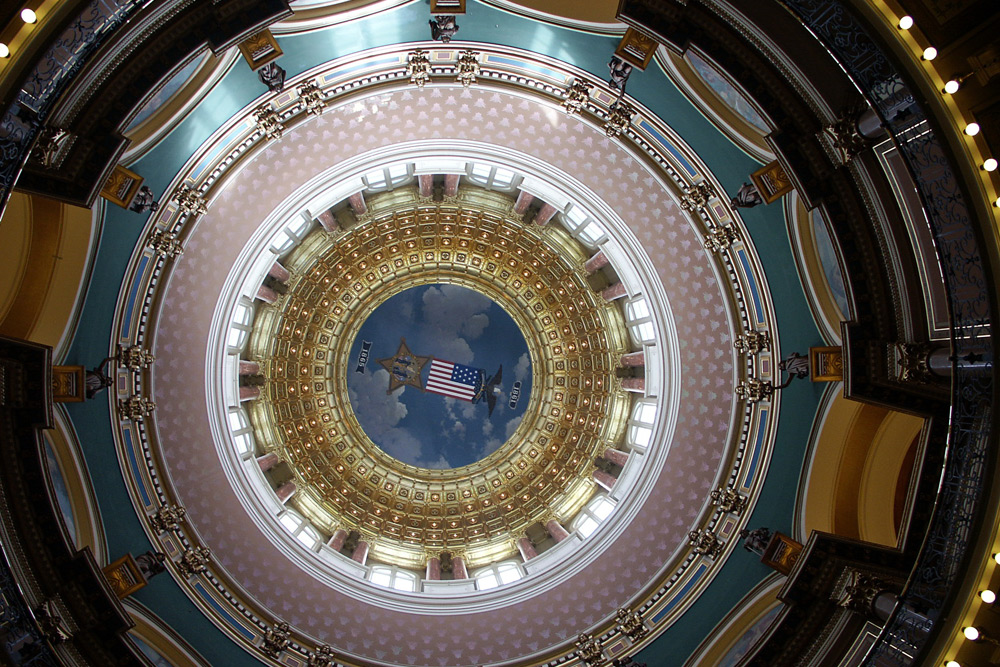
xmin=898 ymin=15 xmax=914 ymax=29
xmin=922 ymin=47 xmax=938 ymax=61
xmin=20 ymin=8 xmax=36 ymax=23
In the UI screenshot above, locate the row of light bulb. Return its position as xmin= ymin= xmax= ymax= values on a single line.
xmin=945 ymin=554 xmax=1000 ymax=665
xmin=898 ymin=13 xmax=1000 ymax=205
xmin=0 ymin=9 xmax=40 ymax=60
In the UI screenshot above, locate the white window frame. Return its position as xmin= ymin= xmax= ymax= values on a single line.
xmin=269 ymin=215 xmax=315 ymax=257
xmin=558 ymin=203 xmax=608 ymax=249
xmin=227 ymin=297 xmax=255 ymax=353
xmin=626 ymin=398 xmax=656 ymax=452
xmin=473 ymin=561 xmax=524 ymax=590
xmin=362 ymin=163 xmax=415 ymax=193
xmin=278 ymin=509 xmax=323 ymax=551
xmin=571 ymin=494 xmax=616 ymax=538
xmin=464 ymin=162 xmax=519 ymax=191
xmin=227 ymin=406 xmax=256 ymax=459
xmin=368 ymin=564 xmax=419 ymax=592
xmin=624 ymin=296 xmax=656 ymax=345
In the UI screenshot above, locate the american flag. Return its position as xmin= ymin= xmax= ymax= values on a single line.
xmin=425 ymin=359 xmax=480 ymax=401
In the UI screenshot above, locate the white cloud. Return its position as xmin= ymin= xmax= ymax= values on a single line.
xmin=505 ymin=416 xmax=523 ymax=439
xmin=420 ymin=285 xmax=492 ymax=363
xmin=349 ymin=369 xmax=424 ymax=463
xmin=513 ymin=352 xmax=531 ymax=383
xmin=480 ymin=437 xmax=503 ymax=458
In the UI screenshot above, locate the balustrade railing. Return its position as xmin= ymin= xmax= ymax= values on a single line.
xmin=0 ymin=0 xmax=146 ymax=214
xmin=779 ymin=1 xmax=995 ymax=664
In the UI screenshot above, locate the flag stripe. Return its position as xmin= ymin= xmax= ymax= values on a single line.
xmin=425 ymin=359 xmax=478 ymax=401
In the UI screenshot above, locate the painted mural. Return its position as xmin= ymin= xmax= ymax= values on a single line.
xmin=347 ymin=284 xmax=532 ymax=469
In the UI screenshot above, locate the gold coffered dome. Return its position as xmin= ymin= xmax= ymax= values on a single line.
xmin=246 ymin=186 xmax=631 ymax=568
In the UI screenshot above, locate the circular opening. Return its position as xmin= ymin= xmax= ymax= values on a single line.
xmin=347 ymin=284 xmax=532 ymax=469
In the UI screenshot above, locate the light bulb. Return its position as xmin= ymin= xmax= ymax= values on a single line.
xmin=995 ymin=197 xmax=1000 ymax=208
xmin=994 ymin=552 xmax=1000 ymax=563
xmin=966 ymin=123 xmax=980 ymax=136
xmin=898 ymin=15 xmax=914 ymax=29
xmin=946 ymin=661 xmax=961 ymax=667
xmin=984 ymin=158 xmax=998 ymax=172
xmin=944 ymin=80 xmax=960 ymax=94
xmin=20 ymin=8 xmax=36 ymax=23
xmin=963 ymin=626 xmax=980 ymax=641
xmin=923 ymin=47 xmax=938 ymax=61
xmin=0 ymin=43 xmax=8 ymax=58
xmin=981 ymin=589 xmax=997 ymax=603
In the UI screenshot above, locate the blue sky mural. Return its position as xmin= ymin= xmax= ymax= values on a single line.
xmin=347 ymin=284 xmax=532 ymax=469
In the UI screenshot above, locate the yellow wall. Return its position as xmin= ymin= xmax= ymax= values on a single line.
xmin=801 ymin=388 xmax=924 ymax=546
xmin=0 ymin=192 xmax=95 ymax=355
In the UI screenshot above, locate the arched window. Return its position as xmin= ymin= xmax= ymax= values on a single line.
xmin=278 ymin=510 xmax=322 ymax=550
xmin=473 ymin=561 xmax=523 ymax=590
xmin=368 ymin=565 xmax=418 ymax=592
xmin=226 ymin=297 xmax=255 ymax=353
xmin=572 ymin=495 xmax=616 ymax=538
xmin=269 ymin=215 xmax=314 ymax=256
xmin=624 ymin=296 xmax=655 ymax=344
xmin=465 ymin=162 xmax=518 ymax=191
xmin=362 ymin=163 xmax=414 ymax=192
xmin=627 ymin=399 xmax=657 ymax=451
xmin=227 ymin=407 xmax=255 ymax=458
xmin=560 ymin=204 xmax=608 ymax=248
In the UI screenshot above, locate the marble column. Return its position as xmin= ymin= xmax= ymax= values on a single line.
xmin=239 ymin=360 xmax=261 ymax=375
xmin=348 ymin=192 xmax=367 ymax=216
xmin=545 ymin=519 xmax=570 ymax=543
xmin=425 ymin=557 xmax=441 ymax=580
xmin=513 ymin=190 xmax=534 ymax=215
xmin=275 ymin=481 xmax=297 ymax=504
xmin=601 ymin=282 xmax=627 ymax=301
xmin=622 ymin=377 xmax=645 ymax=393
xmin=317 ymin=210 xmax=339 ymax=233
xmin=534 ymin=202 xmax=558 ymax=226
xmin=256 ymin=285 xmax=279 ymax=303
xmin=256 ymin=453 xmax=279 ymax=472
xmin=418 ymin=174 xmax=434 ymax=197
xmin=268 ymin=261 xmax=290 ymax=282
xmin=327 ymin=529 xmax=348 ymax=552
xmin=621 ymin=351 xmax=645 ymax=368
xmin=516 ymin=537 xmax=538 ymax=561
xmin=452 ymin=556 xmax=468 ymax=580
xmin=593 ymin=469 xmax=617 ymax=491
xmin=443 ymin=174 xmax=460 ymax=197
xmin=239 ymin=386 xmax=260 ymax=402
xmin=602 ymin=448 xmax=630 ymax=467
xmin=352 ymin=540 xmax=369 ymax=565
xmin=584 ymin=250 xmax=610 ymax=274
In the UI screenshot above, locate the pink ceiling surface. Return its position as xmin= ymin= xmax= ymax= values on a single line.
xmin=152 ymin=86 xmax=735 ymax=666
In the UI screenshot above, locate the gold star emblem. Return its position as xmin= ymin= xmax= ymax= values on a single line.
xmin=376 ymin=337 xmax=430 ymax=394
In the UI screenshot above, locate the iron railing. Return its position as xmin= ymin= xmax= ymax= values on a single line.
xmin=779 ymin=1 xmax=995 ymax=664
xmin=0 ymin=0 xmax=146 ymax=215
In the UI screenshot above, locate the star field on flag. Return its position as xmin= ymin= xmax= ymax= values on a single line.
xmin=425 ymin=359 xmax=480 ymax=401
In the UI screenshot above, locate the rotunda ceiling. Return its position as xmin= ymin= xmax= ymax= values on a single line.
xmin=86 ymin=6 xmax=827 ymax=665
